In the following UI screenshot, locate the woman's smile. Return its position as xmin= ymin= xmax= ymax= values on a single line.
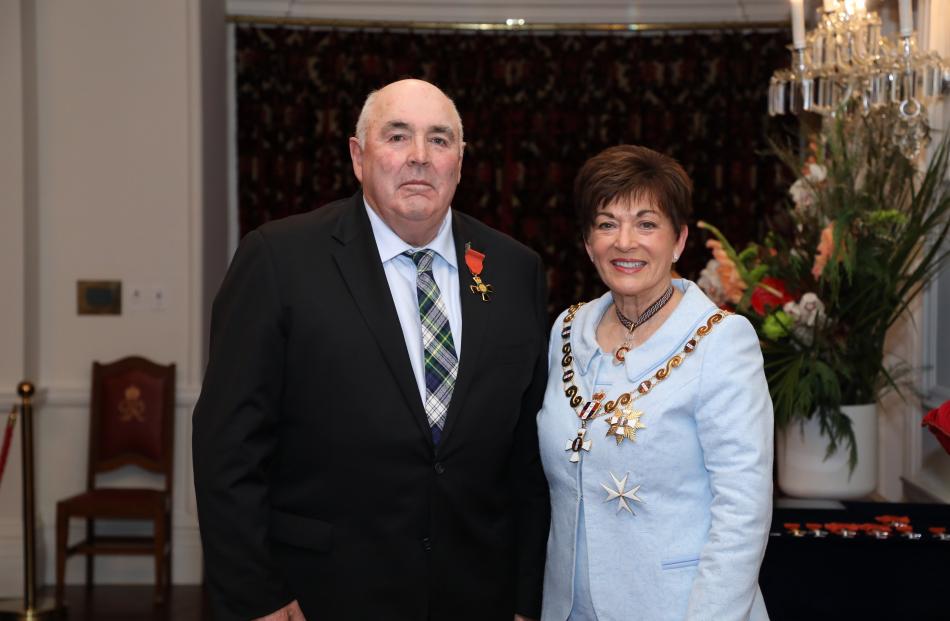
xmin=610 ymin=259 xmax=647 ymax=273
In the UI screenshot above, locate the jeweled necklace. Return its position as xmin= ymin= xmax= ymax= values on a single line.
xmin=612 ymin=284 xmax=675 ymax=365
xmin=560 ymin=304 xmax=729 ymax=463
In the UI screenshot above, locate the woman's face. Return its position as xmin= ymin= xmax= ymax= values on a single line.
xmin=584 ymin=195 xmax=688 ymax=306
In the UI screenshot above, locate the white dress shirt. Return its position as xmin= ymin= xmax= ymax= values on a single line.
xmin=365 ymin=201 xmax=462 ymax=406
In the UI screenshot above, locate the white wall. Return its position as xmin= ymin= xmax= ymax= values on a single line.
xmin=0 ymin=0 xmax=32 ymax=597
xmin=0 ymin=3 xmax=27 ymax=384
xmin=0 ymin=0 xmax=227 ymax=595
xmin=35 ymin=3 xmax=195 ymax=388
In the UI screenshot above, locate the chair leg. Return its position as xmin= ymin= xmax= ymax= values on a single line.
xmin=85 ymin=518 xmax=94 ymax=590
xmin=165 ymin=513 xmax=173 ymax=595
xmin=55 ymin=506 xmax=67 ymax=607
xmin=153 ymin=514 xmax=166 ymax=605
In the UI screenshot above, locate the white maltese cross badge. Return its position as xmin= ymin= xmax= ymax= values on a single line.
xmin=601 ymin=471 xmax=643 ymax=514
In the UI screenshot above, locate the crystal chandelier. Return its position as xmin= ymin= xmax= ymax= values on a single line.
xmin=768 ymin=0 xmax=950 ymax=158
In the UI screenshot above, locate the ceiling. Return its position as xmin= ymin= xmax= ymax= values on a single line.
xmin=226 ymin=0 xmax=796 ymax=25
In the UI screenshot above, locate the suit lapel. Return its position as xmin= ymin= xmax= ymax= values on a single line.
xmin=439 ymin=214 xmax=491 ymax=448
xmin=330 ymin=195 xmax=433 ymax=446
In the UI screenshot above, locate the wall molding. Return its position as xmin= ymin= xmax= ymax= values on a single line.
xmin=0 ymin=386 xmax=47 ymax=407
xmin=226 ymin=0 xmax=791 ymax=24
xmin=5 ymin=383 xmax=203 ymax=409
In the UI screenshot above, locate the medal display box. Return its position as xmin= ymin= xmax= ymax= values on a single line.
xmin=759 ymin=500 xmax=949 ymax=620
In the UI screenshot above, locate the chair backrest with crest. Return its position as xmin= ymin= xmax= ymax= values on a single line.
xmin=88 ymin=356 xmax=176 ymax=494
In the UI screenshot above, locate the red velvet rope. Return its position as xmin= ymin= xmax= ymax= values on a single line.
xmin=0 ymin=406 xmax=17 ymax=488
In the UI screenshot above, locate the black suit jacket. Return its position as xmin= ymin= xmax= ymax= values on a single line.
xmin=193 ymin=193 xmax=551 ymax=621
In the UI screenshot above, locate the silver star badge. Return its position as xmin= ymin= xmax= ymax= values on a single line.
xmin=601 ymin=471 xmax=643 ymax=514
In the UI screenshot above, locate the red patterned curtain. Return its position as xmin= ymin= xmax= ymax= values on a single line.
xmin=236 ymin=26 xmax=791 ymax=315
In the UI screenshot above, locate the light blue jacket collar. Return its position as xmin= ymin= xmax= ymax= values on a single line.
xmin=570 ymin=279 xmax=719 ymax=384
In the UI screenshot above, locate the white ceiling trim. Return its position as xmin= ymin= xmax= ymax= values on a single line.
xmin=227 ymin=0 xmax=791 ymax=25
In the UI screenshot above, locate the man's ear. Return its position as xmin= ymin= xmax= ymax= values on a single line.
xmin=456 ymin=141 xmax=465 ymax=184
xmin=349 ymin=137 xmax=364 ymax=183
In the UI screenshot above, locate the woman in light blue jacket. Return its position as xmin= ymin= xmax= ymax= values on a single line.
xmin=538 ymin=145 xmax=772 ymax=621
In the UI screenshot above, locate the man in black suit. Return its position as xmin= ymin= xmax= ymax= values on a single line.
xmin=193 ymin=79 xmax=550 ymax=621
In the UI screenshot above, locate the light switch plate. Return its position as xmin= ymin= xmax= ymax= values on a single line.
xmin=148 ymin=285 xmax=167 ymax=310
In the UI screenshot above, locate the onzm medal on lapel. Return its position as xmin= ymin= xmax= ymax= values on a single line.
xmin=464 ymin=243 xmax=493 ymax=302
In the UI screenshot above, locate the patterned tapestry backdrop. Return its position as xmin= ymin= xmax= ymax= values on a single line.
xmin=236 ymin=25 xmax=792 ymax=317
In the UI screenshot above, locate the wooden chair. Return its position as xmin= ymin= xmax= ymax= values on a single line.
xmin=55 ymin=356 xmax=176 ymax=606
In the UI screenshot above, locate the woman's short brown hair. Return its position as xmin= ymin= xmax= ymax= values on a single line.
xmin=574 ymin=145 xmax=693 ymax=237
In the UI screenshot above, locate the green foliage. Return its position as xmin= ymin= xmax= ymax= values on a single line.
xmin=699 ymin=110 xmax=950 ymax=471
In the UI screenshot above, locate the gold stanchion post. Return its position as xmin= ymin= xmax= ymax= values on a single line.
xmin=0 ymin=382 xmax=66 ymax=620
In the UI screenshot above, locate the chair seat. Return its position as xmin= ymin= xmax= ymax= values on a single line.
xmin=58 ymin=488 xmax=169 ymax=519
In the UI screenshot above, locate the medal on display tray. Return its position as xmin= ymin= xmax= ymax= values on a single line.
xmin=778 ymin=514 xmax=950 ymax=541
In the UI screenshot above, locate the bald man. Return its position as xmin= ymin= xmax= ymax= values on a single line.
xmin=194 ymin=79 xmax=550 ymax=621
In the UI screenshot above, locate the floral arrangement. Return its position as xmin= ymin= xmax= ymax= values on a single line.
xmin=697 ymin=110 xmax=950 ymax=469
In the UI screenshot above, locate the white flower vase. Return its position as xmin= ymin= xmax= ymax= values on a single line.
xmin=776 ymin=403 xmax=878 ymax=499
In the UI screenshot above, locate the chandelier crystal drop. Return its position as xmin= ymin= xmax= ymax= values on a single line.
xmin=769 ymin=0 xmax=950 ymax=159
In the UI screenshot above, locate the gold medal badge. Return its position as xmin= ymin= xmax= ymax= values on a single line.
xmin=464 ymin=243 xmax=493 ymax=302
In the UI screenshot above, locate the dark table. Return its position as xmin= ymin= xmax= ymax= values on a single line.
xmin=760 ymin=500 xmax=950 ymax=621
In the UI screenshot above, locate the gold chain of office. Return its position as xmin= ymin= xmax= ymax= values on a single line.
xmin=559 ymin=303 xmax=730 ymax=460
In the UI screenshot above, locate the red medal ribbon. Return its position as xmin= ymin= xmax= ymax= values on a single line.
xmin=464 ymin=247 xmax=485 ymax=276
xmin=465 ymin=244 xmax=493 ymax=301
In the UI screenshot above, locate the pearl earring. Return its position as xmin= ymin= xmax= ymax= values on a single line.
xmin=673 ymin=254 xmax=680 ymax=262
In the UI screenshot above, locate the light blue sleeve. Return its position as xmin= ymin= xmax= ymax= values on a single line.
xmin=686 ymin=314 xmax=774 ymax=621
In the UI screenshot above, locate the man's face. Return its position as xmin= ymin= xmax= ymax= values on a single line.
xmin=349 ymin=80 xmax=464 ymax=242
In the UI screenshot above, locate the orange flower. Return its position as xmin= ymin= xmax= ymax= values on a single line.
xmin=705 ymin=239 xmax=747 ymax=303
xmin=811 ymin=222 xmax=843 ymax=279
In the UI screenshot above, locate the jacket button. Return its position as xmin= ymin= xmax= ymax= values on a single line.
xmin=434 ymin=462 xmax=446 ymax=475
xmin=421 ymin=537 xmax=432 ymax=552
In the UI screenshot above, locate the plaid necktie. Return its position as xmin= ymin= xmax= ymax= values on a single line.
xmin=405 ymin=249 xmax=458 ymax=444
